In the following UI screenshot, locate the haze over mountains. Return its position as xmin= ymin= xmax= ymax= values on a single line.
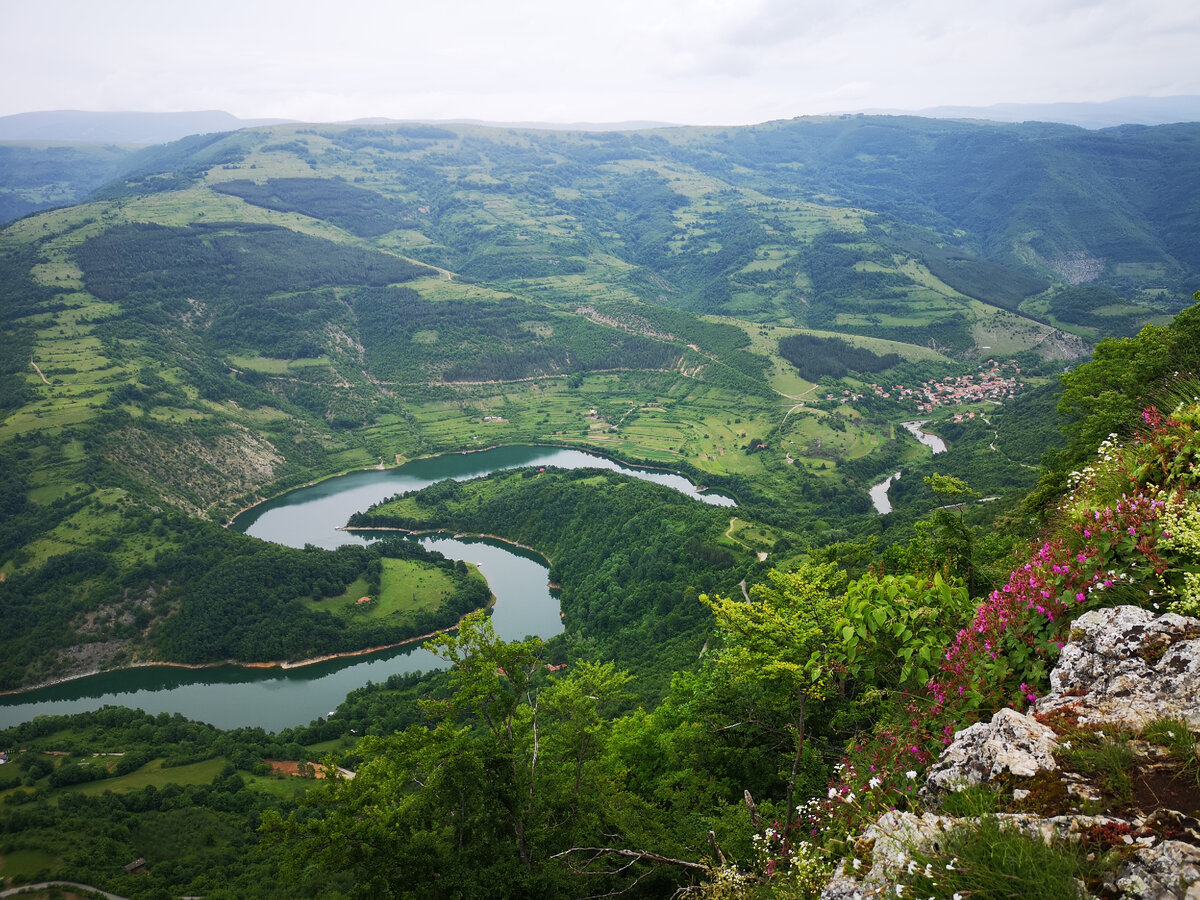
xmin=0 ymin=110 xmax=294 ymax=144
xmin=904 ymin=94 xmax=1200 ymax=129
xmin=3 ymin=95 xmax=1199 ymax=147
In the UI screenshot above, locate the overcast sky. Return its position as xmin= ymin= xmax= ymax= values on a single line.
xmin=3 ymin=0 xmax=1198 ymax=126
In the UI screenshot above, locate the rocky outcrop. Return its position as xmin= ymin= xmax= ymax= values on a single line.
xmin=820 ymin=810 xmax=955 ymax=900
xmin=1117 ymin=840 xmax=1200 ymax=899
xmin=822 ymin=811 xmax=1133 ymax=899
xmin=920 ymin=707 xmax=1059 ymax=802
xmin=821 ymin=606 xmax=1200 ymax=900
xmin=1035 ymin=606 xmax=1200 ymax=731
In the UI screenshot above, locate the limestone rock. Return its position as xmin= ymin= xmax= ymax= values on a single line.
xmin=1116 ymin=840 xmax=1200 ymax=899
xmin=819 ymin=812 xmax=1125 ymax=899
xmin=819 ymin=810 xmax=955 ymax=899
xmin=921 ymin=707 xmax=1058 ymax=803
xmin=1036 ymin=606 xmax=1200 ymax=731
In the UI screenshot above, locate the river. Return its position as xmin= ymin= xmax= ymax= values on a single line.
xmin=0 ymin=446 xmax=730 ymax=731
xmin=869 ymin=421 xmax=947 ymax=514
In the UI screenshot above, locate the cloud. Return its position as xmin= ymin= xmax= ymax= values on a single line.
xmin=2 ymin=0 xmax=1199 ymax=124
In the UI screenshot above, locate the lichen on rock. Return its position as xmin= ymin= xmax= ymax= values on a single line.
xmin=1036 ymin=606 xmax=1200 ymax=731
xmin=920 ymin=707 xmax=1059 ymax=803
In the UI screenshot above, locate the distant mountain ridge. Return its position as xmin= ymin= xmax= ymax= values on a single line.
xmin=0 ymin=109 xmax=295 ymax=144
xmin=876 ymin=95 xmax=1200 ymax=129
xmin=0 ymin=110 xmax=682 ymax=145
xmin=4 ymin=99 xmax=1197 ymax=146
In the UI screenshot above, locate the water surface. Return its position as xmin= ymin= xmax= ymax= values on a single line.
xmin=0 ymin=446 xmax=724 ymax=730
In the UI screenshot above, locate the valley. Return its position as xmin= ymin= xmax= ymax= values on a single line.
xmin=2 ymin=114 xmax=1200 ymax=898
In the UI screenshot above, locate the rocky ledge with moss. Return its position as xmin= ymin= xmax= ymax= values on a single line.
xmin=823 ymin=605 xmax=1200 ymax=899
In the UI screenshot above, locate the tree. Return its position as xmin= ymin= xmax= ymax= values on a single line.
xmin=423 ymin=611 xmax=544 ymax=869
xmin=1054 ymin=294 xmax=1200 ymax=480
xmin=539 ymin=660 xmax=632 ymax=846
xmin=922 ymin=473 xmax=980 ymax=594
xmin=701 ymin=562 xmax=844 ymax=829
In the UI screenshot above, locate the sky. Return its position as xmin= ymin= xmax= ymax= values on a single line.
xmin=3 ymin=0 xmax=1199 ymax=126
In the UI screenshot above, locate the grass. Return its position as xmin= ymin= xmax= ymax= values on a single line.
xmin=902 ymin=815 xmax=1097 ymax=899
xmin=305 ymin=558 xmax=459 ymax=623
xmin=1057 ymin=726 xmax=1137 ymax=803
xmin=395 ymin=368 xmax=786 ymax=477
xmin=938 ymin=784 xmax=1003 ymax=818
xmin=0 ymin=848 xmax=63 ymax=879
xmin=1144 ymin=717 xmax=1200 ymax=782
xmin=70 ymin=757 xmax=229 ymax=796
xmin=779 ymin=411 xmax=887 ymax=466
xmin=14 ymin=488 xmax=177 ymax=573
xmin=228 ymin=354 xmax=333 ymax=374
xmin=242 ymin=774 xmax=317 ymax=800
xmin=725 ymin=518 xmax=777 ymax=553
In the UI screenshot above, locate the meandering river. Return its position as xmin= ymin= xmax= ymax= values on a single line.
xmin=869 ymin=421 xmax=947 ymax=515
xmin=0 ymin=446 xmax=731 ymax=731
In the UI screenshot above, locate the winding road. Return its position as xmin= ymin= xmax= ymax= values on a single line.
xmin=0 ymin=881 xmax=129 ymax=900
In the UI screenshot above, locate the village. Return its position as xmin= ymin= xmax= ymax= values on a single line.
xmin=832 ymin=359 xmax=1025 ymax=412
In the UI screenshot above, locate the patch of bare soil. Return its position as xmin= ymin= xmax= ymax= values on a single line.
xmin=264 ymin=759 xmax=325 ymax=778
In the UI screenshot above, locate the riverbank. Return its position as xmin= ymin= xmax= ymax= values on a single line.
xmin=342 ymin=526 xmax=554 ymax=567
xmin=869 ymin=422 xmax=947 ymax=515
xmin=223 ymin=439 xmax=722 ymax=528
xmin=0 ymin=610 xmax=487 ymax=700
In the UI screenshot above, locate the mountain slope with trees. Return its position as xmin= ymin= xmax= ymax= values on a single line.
xmin=1 ymin=115 xmax=1198 ymax=691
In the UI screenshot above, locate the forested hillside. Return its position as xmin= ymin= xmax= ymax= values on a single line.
xmin=0 ymin=116 xmax=1199 ymax=898
xmin=4 ymin=115 xmax=1200 ymax=686
xmin=2 ymin=301 xmax=1200 ymax=898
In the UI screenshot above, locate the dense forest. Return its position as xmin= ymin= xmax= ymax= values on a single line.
xmin=777 ymin=332 xmax=900 ymax=381
xmin=349 ymin=467 xmax=759 ymax=690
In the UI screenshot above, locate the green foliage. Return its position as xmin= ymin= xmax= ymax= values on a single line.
xmin=148 ymin=534 xmax=488 ymax=664
xmin=0 ymin=142 xmax=139 ymax=222
xmin=1056 ymin=294 xmax=1200 ymax=475
xmin=350 ymin=467 xmax=750 ymax=690
xmin=75 ymin=222 xmax=429 ymax=357
xmin=268 ymin=614 xmax=687 ymax=899
xmin=777 ymin=333 xmax=899 ymax=381
xmin=212 ymin=177 xmax=416 ymax=237
xmin=832 ymin=571 xmax=972 ymax=693
xmin=937 ymin=783 xmax=1002 ymax=818
xmin=908 ymin=240 xmax=1049 ymax=310
xmin=1143 ymin=717 xmax=1200 ymax=781
xmin=0 ymin=507 xmax=488 ymax=686
xmin=0 ymin=707 xmax=351 ymax=899
xmin=353 ymin=287 xmax=677 ymax=382
xmin=7 ymin=116 xmax=1200 ymax=900
xmin=1058 ymin=728 xmax=1137 ymax=803
xmin=703 ymin=563 xmax=844 ymax=827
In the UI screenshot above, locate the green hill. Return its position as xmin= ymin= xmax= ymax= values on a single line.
xmin=2 ymin=116 xmax=1198 ymax=688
